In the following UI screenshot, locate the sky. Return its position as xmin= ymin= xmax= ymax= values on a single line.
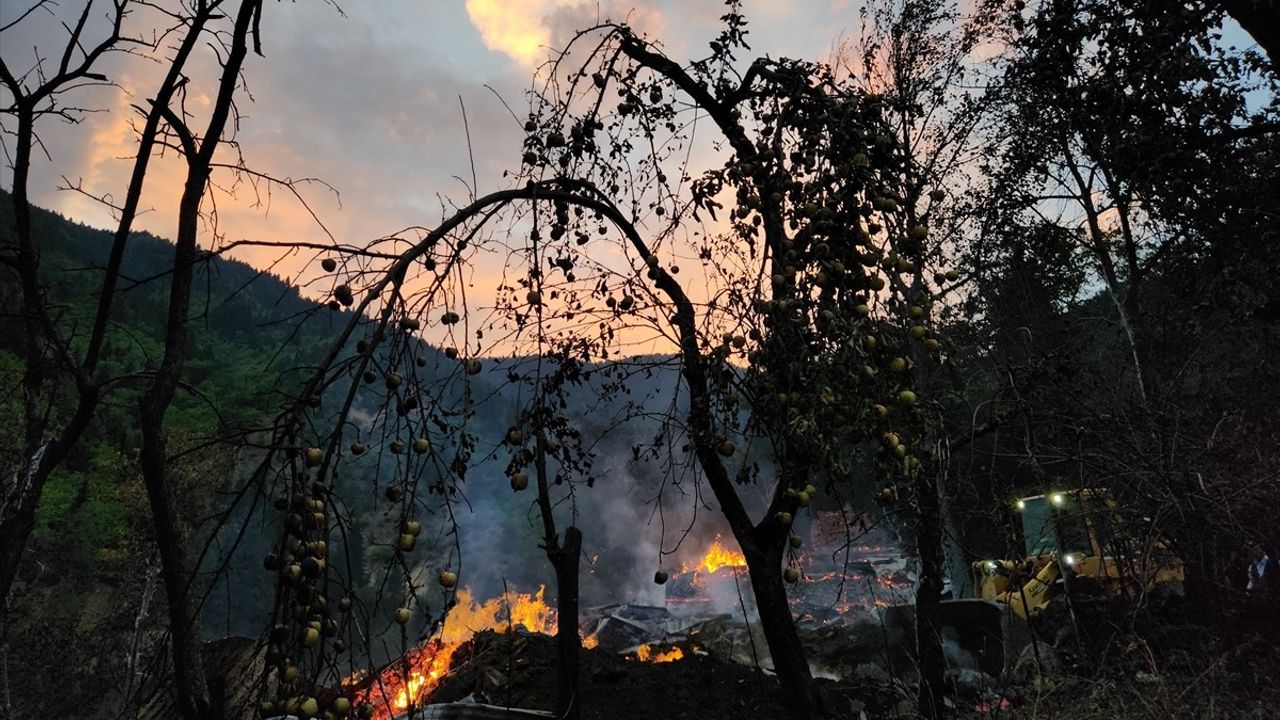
xmin=1 ymin=0 xmax=1263 ymax=354
xmin=1 ymin=2 xmax=862 ymax=292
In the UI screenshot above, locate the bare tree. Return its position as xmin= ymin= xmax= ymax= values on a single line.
xmin=135 ymin=3 xmax=266 ymax=717
xmin=2 ymin=2 xmax=280 ymax=718
xmin=0 ymin=0 xmax=136 ymax=613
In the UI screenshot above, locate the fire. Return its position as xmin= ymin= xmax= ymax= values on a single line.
xmin=582 ymin=633 xmax=599 ymax=649
xmin=356 ymin=587 xmax=557 ymax=719
xmin=634 ymin=643 xmax=685 ymax=663
xmin=356 ymin=639 xmax=456 ymax=719
xmin=394 ymin=669 xmax=428 ymax=710
xmin=686 ymin=538 xmax=747 ymax=574
xmin=438 ymin=586 xmax=557 ymax=644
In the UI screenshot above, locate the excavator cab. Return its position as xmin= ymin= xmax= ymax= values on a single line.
xmin=1019 ymin=491 xmax=1097 ymax=559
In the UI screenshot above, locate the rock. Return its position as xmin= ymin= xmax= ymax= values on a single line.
xmin=1012 ymin=640 xmax=1059 ymax=681
xmin=948 ymin=667 xmax=997 ymax=696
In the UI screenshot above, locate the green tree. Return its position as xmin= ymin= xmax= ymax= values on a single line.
xmin=964 ymin=0 xmax=1280 ymax=627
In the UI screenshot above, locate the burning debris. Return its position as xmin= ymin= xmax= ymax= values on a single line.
xmin=632 ymin=643 xmax=686 ymax=663
xmin=788 ymin=545 xmax=917 ymax=625
xmin=579 ymin=603 xmax=671 ymax=652
xmin=353 ymin=587 xmax=558 ymax=719
xmin=659 ymin=525 xmax=918 ymax=630
xmin=683 ymin=538 xmax=748 ymax=574
xmin=421 ymin=629 xmax=817 ymax=720
xmin=342 ymin=523 xmax=922 ymax=718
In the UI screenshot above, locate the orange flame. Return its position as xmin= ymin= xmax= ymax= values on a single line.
xmin=439 ymin=586 xmax=556 ymax=644
xmin=356 ymin=639 xmax=455 ymax=718
xmin=582 ymin=633 xmax=599 ymax=649
xmin=357 ymin=587 xmax=558 ymax=719
xmin=685 ymin=538 xmax=747 ymax=574
xmin=634 ymin=643 xmax=685 ymax=663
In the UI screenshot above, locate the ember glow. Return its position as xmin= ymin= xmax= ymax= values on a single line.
xmin=356 ymin=586 xmax=557 ymax=719
xmin=686 ymin=538 xmax=747 ymax=574
xmin=634 ymin=644 xmax=685 ymax=663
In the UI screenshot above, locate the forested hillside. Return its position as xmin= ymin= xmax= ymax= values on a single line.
xmin=0 ymin=189 xmax=365 ymax=714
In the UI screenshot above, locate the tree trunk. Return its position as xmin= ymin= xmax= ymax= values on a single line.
xmin=123 ymin=551 xmax=162 ymax=713
xmin=0 ymin=456 xmax=44 ymax=608
xmin=1111 ymin=295 xmax=1149 ymax=407
xmin=134 ymin=4 xmax=262 ymax=717
xmin=138 ymin=423 xmax=211 ymax=720
xmin=742 ymin=539 xmax=817 ymax=719
xmin=914 ymin=468 xmax=947 ymax=720
xmin=137 ymin=163 xmax=212 ymax=720
xmin=553 ymin=527 xmax=583 ymax=720
xmin=0 ymin=105 xmax=48 ymax=606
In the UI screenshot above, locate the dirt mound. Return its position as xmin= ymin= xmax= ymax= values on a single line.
xmin=425 ymin=630 xmax=898 ymax=719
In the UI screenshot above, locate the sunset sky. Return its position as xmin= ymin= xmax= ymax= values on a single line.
xmin=3 ymin=2 xmax=861 ymax=263
xmin=1 ymin=1 xmax=1257 ymax=353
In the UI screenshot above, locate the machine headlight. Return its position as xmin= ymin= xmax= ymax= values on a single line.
xmin=1015 ymin=499 xmax=1026 ymax=511
xmin=1063 ymin=553 xmax=1082 ymax=567
xmin=985 ymin=560 xmax=999 ymax=571
xmin=1050 ymin=492 xmax=1066 ymax=507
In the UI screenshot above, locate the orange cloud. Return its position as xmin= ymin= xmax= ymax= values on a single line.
xmin=465 ymin=0 xmax=665 ymax=66
xmin=465 ymin=0 xmax=576 ymax=66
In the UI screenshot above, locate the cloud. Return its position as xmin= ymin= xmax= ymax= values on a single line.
xmin=465 ymin=0 xmax=667 ymax=67
xmin=8 ymin=0 xmax=872 ymax=356
xmin=465 ymin=0 xmax=580 ymax=66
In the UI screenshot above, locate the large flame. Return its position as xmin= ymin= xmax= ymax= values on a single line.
xmin=685 ymin=538 xmax=747 ymax=574
xmin=440 ymin=586 xmax=557 ymax=644
xmin=357 ymin=587 xmax=558 ymax=719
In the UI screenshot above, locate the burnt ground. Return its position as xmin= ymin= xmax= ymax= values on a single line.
xmin=419 ymin=616 xmax=1280 ymax=720
xmin=130 ymin=597 xmax=1280 ymax=720
xmin=427 ymin=630 xmax=903 ymax=719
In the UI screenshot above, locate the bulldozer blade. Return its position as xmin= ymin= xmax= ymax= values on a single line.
xmin=938 ymin=598 xmax=1031 ymax=678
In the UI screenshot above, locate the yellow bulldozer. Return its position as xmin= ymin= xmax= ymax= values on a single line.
xmin=940 ymin=488 xmax=1184 ymax=676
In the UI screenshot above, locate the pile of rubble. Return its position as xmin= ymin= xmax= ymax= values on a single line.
xmin=425 ymin=629 xmax=808 ymax=720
